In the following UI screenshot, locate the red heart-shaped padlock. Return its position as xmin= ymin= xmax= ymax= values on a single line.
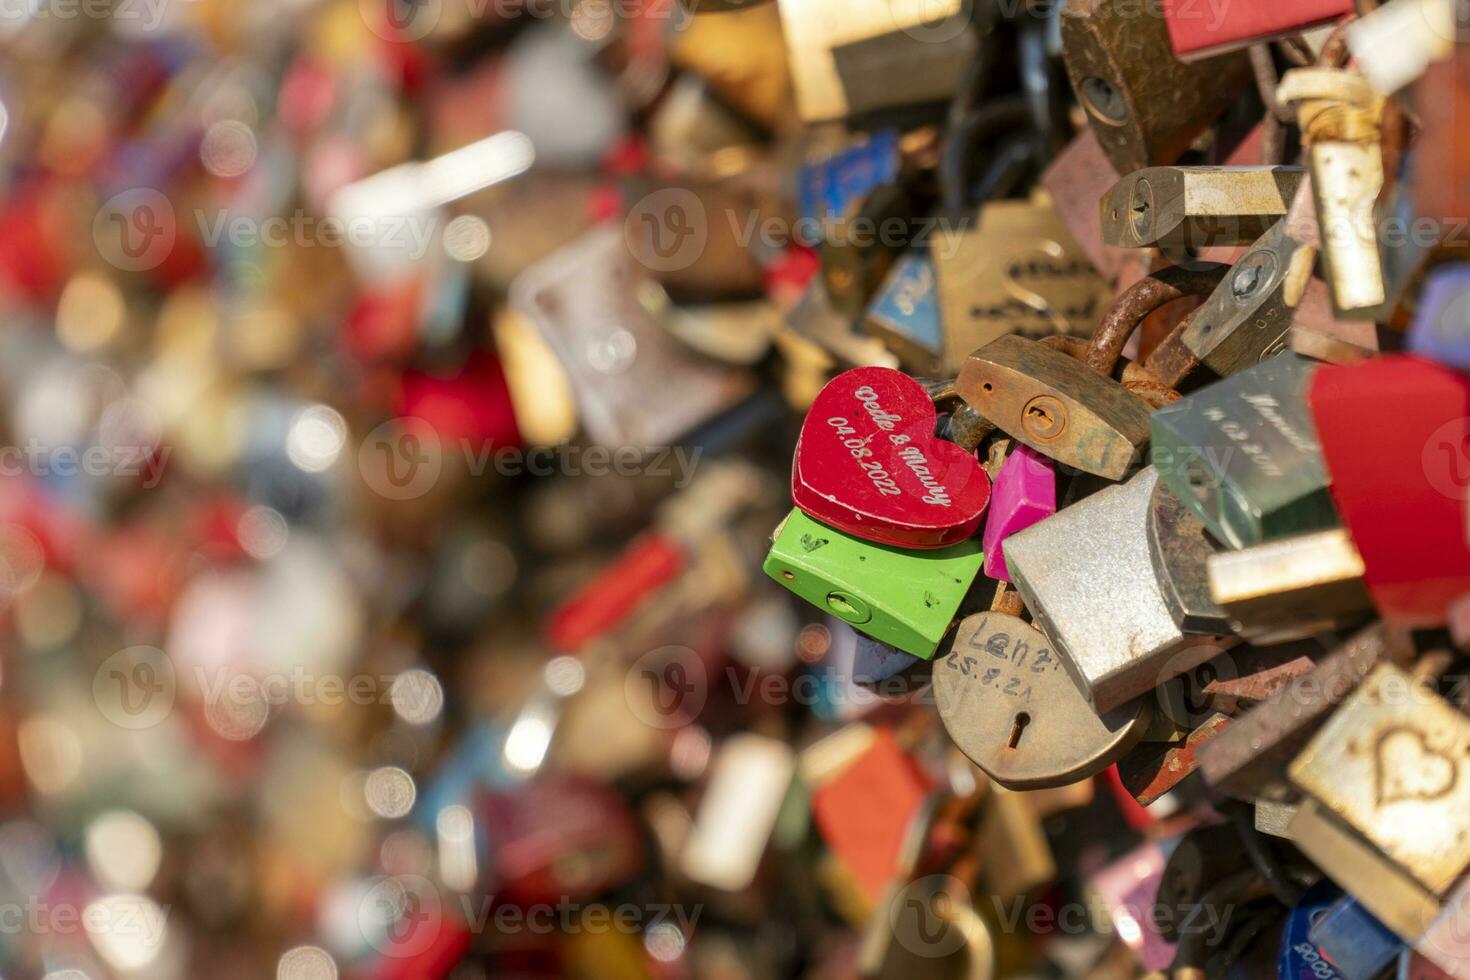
xmin=793 ymin=367 xmax=991 ymax=549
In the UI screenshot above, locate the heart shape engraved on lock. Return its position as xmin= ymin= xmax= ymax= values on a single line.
xmin=1373 ymin=725 xmax=1459 ymax=807
xmin=793 ymin=367 xmax=991 ymax=549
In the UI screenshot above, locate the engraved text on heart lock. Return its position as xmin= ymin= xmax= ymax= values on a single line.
xmin=792 ymin=367 xmax=991 ymax=549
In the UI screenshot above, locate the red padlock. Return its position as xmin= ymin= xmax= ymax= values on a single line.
xmin=1309 ymin=356 xmax=1470 ymax=626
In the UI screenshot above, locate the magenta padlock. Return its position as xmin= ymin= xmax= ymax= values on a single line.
xmin=982 ymin=445 xmax=1057 ymax=582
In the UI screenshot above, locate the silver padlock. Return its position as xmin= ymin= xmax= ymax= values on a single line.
xmin=1005 ymin=466 xmax=1233 ymax=712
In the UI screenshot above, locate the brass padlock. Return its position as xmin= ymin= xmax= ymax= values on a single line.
xmin=956 ymin=334 xmax=1151 ymax=480
xmin=932 ymin=197 xmax=1112 ymax=374
xmin=1100 ymin=166 xmax=1306 ymax=250
xmin=777 ymin=0 xmax=977 ymax=123
xmin=1276 ymin=67 xmax=1389 ymax=318
xmin=1060 ymin=0 xmax=1252 ymax=174
xmin=1207 ymin=529 xmax=1375 ymax=645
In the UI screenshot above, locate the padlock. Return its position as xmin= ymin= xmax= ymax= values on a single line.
xmin=1409 ymin=264 xmax=1470 ymax=370
xmin=791 ymin=367 xmax=992 ymax=549
xmin=1207 ymin=528 xmax=1375 ymax=644
xmin=671 ymin=0 xmax=791 ymax=129
xmin=618 ymin=177 xmax=773 ymax=301
xmin=822 ymin=181 xmax=924 ymax=320
xmin=1309 ymin=894 xmax=1407 ymax=980
xmin=1060 ymin=0 xmax=1252 ymax=175
xmin=1100 ymin=166 xmax=1305 ymax=250
xmin=1287 ymin=796 xmax=1445 ymax=945
xmin=800 ymin=129 xmax=904 ymax=229
xmin=1276 ymin=68 xmax=1389 ymax=318
xmin=763 ymin=508 xmax=985 ymax=658
xmin=852 ymin=633 xmax=929 ymax=691
xmin=1151 ymin=352 xmax=1336 ymax=550
xmin=1116 ymin=711 xmax=1232 ymax=806
xmin=681 ymin=733 xmax=797 ymax=893
xmin=937 ymin=208 xmax=1092 ymax=353
xmin=1309 ymin=356 xmax=1470 ymax=626
xmin=933 ymin=612 xmax=1151 ymax=790
xmin=776 ymin=0 xmax=977 ymax=123
xmin=1198 ymin=623 xmax=1410 ymax=801
xmin=981 ymin=445 xmax=1056 ymax=584
xmin=1278 ymin=880 xmax=1352 ymax=980
xmin=956 ymin=334 xmax=1151 ymax=481
xmin=811 ymin=727 xmax=933 ymax=904
xmin=978 ymin=784 xmax=1058 ymax=900
xmin=1163 ymin=0 xmax=1354 ymax=62
xmin=1004 ymin=466 xmax=1233 ymax=712
xmin=931 ymin=197 xmax=1113 ymax=373
xmin=1410 ymin=49 xmax=1470 ymax=229
xmin=784 ymin=275 xmax=902 ymax=371
xmin=510 ymin=226 xmax=755 ymax=449
xmin=1081 ymin=262 xmax=1228 ymax=388
xmin=1040 ymin=128 xmax=1126 ymax=280
xmin=862 ymin=250 xmax=944 ymax=375
xmin=1147 ymin=479 xmax=1230 ymax=634
xmin=1290 ymin=664 xmax=1470 ymax=898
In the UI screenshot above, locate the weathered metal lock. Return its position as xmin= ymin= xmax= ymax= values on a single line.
xmin=1276 ymin=68 xmax=1389 ymax=319
xmin=932 ymin=197 xmax=1112 ymax=374
xmin=934 ymin=611 xmax=1152 ymax=789
xmin=763 ymin=508 xmax=985 ymax=659
xmin=1289 ymin=664 xmax=1470 ymax=940
xmin=1005 ymin=466 xmax=1233 ymax=712
xmin=1309 ymin=356 xmax=1470 ymax=626
xmin=1198 ymin=623 xmax=1409 ymax=802
xmin=1100 ymin=166 xmax=1305 ymax=250
xmin=956 ymin=334 xmax=1151 ymax=481
xmin=1081 ymin=263 xmax=1228 ymax=390
xmin=777 ymin=0 xmax=977 ymax=123
xmin=1178 ymin=218 xmax=1313 ymax=377
xmin=823 ymin=182 xmax=924 ymax=320
xmin=1147 ymin=480 xmax=1230 ymax=634
xmin=1060 ymin=0 xmax=1251 ymax=175
xmin=862 ymin=251 xmax=944 ymax=375
xmin=1207 ymin=528 xmax=1375 ymax=644
xmin=1152 ymin=352 xmax=1335 ymax=549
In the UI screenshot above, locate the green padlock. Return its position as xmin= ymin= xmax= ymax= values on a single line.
xmin=1150 ymin=353 xmax=1337 ymax=550
xmin=763 ymin=509 xmax=985 ymax=659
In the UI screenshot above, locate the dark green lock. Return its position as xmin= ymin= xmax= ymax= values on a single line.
xmin=1151 ymin=353 xmax=1337 ymax=549
xmin=763 ymin=509 xmax=985 ymax=659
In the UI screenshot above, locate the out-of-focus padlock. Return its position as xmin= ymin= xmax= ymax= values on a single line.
xmin=1040 ymin=129 xmax=1126 ymax=280
xmin=956 ymin=334 xmax=1152 ymax=481
xmin=1005 ymin=466 xmax=1233 ymax=712
xmin=823 ymin=181 xmax=924 ymax=320
xmin=1308 ymin=893 xmax=1407 ymax=980
xmin=1277 ymin=68 xmax=1389 ymax=318
xmin=1207 ymin=528 xmax=1375 ymax=644
xmin=1179 ymin=218 xmax=1313 ymax=377
xmin=1409 ymin=264 xmax=1470 ymax=370
xmin=681 ymin=733 xmax=797 ymax=894
xmin=932 ymin=197 xmax=1113 ymax=373
xmin=763 ymin=508 xmax=985 ymax=658
xmin=862 ymin=250 xmax=944 ymax=374
xmin=1163 ymin=0 xmax=1353 ymax=62
xmin=1309 ymin=356 xmax=1470 ymax=626
xmin=1152 ymin=352 xmax=1335 ymax=549
xmin=1100 ymin=166 xmax=1305 ymax=250
xmin=1061 ymin=0 xmax=1251 ymax=175
xmin=934 ymin=611 xmax=1152 ymax=789
xmin=776 ymin=0 xmax=977 ymax=123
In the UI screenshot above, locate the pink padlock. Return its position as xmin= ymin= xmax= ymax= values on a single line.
xmin=983 ymin=445 xmax=1057 ymax=582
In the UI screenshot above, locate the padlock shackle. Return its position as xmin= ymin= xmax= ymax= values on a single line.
xmin=1086 ymin=265 xmax=1227 ymax=378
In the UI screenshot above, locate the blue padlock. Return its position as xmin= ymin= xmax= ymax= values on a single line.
xmin=1408 ymin=264 xmax=1470 ymax=370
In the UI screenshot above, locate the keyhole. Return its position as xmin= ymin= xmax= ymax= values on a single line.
xmin=1007 ymin=711 xmax=1031 ymax=748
